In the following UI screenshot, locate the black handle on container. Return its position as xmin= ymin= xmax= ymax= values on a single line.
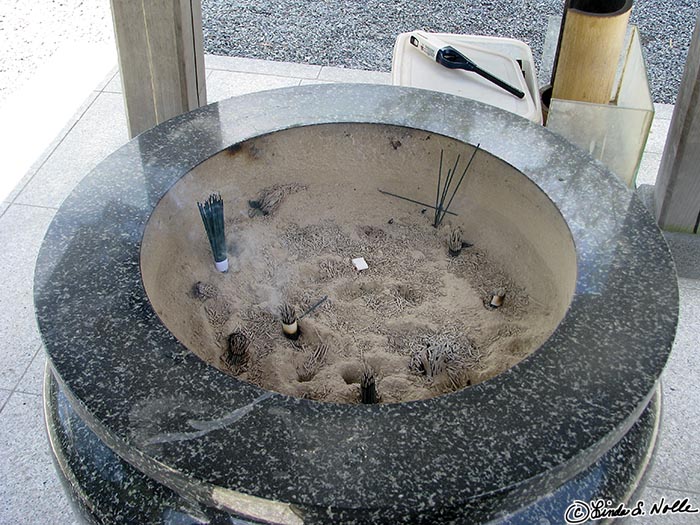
xmin=436 ymin=46 xmax=525 ymax=99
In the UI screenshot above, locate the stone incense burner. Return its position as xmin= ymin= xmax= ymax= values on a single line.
xmin=35 ymin=84 xmax=677 ymax=524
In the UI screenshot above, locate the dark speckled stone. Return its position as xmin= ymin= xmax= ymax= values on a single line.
xmin=35 ymin=84 xmax=678 ymax=524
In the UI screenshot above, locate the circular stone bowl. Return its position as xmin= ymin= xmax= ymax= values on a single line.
xmin=35 ymin=84 xmax=678 ymax=525
xmin=140 ymin=122 xmax=577 ymax=400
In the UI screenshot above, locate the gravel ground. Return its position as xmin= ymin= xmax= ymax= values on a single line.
xmin=0 ymin=0 xmax=114 ymax=107
xmin=1 ymin=1 xmax=697 ymax=106
xmin=202 ymin=0 xmax=700 ymax=104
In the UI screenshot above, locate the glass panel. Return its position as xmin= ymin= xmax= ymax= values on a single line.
xmin=545 ymin=26 xmax=654 ymax=188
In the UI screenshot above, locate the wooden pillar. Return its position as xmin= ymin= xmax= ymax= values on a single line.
xmin=552 ymin=0 xmax=632 ymax=104
xmin=655 ymin=12 xmax=700 ymax=234
xmin=110 ymin=0 xmax=206 ymax=138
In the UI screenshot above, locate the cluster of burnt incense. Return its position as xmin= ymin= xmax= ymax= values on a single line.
xmin=360 ymin=368 xmax=377 ymax=404
xmin=197 ymin=193 xmax=228 ymax=272
xmin=447 ymin=226 xmax=474 ymax=257
xmin=409 ymin=342 xmax=466 ymax=389
xmin=296 ymin=343 xmax=329 ymax=383
xmin=221 ymin=331 xmax=249 ymax=371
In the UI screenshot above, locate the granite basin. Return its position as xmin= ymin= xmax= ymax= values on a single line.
xmin=35 ymin=84 xmax=678 ymax=524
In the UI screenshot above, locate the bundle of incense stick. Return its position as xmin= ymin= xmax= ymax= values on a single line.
xmin=197 ymin=193 xmax=228 ymax=272
xmin=448 ymin=226 xmax=464 ymax=256
xmin=360 ymin=367 xmax=377 ymax=404
xmin=434 ymin=146 xmax=480 ymax=228
xmin=279 ymin=303 xmax=299 ymax=339
xmin=221 ymin=331 xmax=249 ymax=372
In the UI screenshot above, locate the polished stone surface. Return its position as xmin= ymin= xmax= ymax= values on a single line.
xmin=44 ymin=369 xmax=660 ymax=524
xmin=34 ymin=84 xmax=678 ymax=523
xmin=45 ymin=369 xmax=224 ymax=524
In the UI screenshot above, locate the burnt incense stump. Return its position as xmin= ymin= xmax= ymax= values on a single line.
xmin=34 ymin=84 xmax=677 ymax=524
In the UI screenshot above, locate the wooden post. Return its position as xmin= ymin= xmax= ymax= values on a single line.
xmin=552 ymin=0 xmax=632 ymax=104
xmin=110 ymin=0 xmax=206 ymax=138
xmin=655 ymin=12 xmax=700 ymax=234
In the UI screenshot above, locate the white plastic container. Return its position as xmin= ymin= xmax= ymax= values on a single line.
xmin=392 ymin=32 xmax=542 ymax=124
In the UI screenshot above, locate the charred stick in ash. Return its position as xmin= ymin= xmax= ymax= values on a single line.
xmin=279 ymin=303 xmax=300 ymax=339
xmin=360 ymin=367 xmax=378 ymax=404
xmin=299 ymin=295 xmax=329 ymax=320
xmin=197 ymin=193 xmax=228 ymax=272
xmin=221 ymin=331 xmax=249 ymax=372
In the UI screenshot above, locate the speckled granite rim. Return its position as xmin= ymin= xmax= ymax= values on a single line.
xmin=34 ymin=84 xmax=678 ymax=521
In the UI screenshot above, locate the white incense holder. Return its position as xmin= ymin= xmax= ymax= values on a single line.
xmin=214 ymin=258 xmax=229 ymax=272
xmin=282 ymin=320 xmax=298 ymax=336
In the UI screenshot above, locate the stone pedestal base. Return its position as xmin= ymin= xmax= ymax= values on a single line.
xmin=45 ymin=367 xmax=660 ymax=524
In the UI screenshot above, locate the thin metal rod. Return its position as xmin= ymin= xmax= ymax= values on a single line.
xmin=434 ymin=149 xmax=444 ymax=227
xmin=440 ymin=144 xmax=481 ymax=224
xmin=438 ymin=155 xmax=461 ymax=222
xmin=378 ymin=189 xmax=458 ymax=216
